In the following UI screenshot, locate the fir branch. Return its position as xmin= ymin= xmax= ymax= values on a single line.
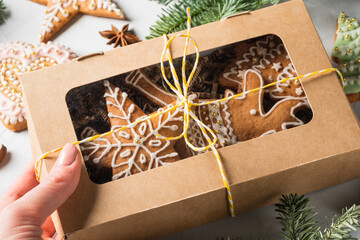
xmin=147 ymin=0 xmax=280 ymax=39
xmin=149 ymin=0 xmax=176 ymax=6
xmin=217 ymin=194 xmax=360 ymax=240
xmin=0 ymin=0 xmax=6 ymax=25
xmin=318 ymin=205 xmax=360 ymax=240
xmin=275 ymin=194 xmax=320 ymax=240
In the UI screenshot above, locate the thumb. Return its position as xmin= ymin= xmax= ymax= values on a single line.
xmin=14 ymin=143 xmax=81 ymax=225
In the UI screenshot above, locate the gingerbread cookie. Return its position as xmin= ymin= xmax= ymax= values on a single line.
xmin=124 ymin=69 xmax=177 ymax=107
xmin=219 ymin=35 xmax=305 ymax=100
xmin=187 ymin=70 xmax=309 ymax=154
xmin=80 ymin=80 xmax=184 ymax=180
xmin=122 ymin=52 xmax=231 ymax=108
xmin=33 ymin=0 xmax=125 ymax=42
xmin=0 ymin=42 xmax=77 ymax=131
xmin=332 ymin=12 xmax=360 ymax=103
xmin=79 ymin=70 xmax=309 ymax=180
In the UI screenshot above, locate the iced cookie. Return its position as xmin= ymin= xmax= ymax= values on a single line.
xmin=0 ymin=42 xmax=77 ymax=131
xmin=124 ymin=69 xmax=177 ymax=107
xmin=33 ymin=0 xmax=125 ymax=42
xmin=80 ymin=80 xmax=184 ymax=180
xmin=219 ymin=35 xmax=306 ymax=100
xmin=187 ymin=70 xmax=309 ymax=154
xmin=332 ymin=12 xmax=360 ymax=102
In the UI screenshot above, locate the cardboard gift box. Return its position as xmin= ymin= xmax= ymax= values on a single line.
xmin=21 ymin=0 xmax=360 ymax=239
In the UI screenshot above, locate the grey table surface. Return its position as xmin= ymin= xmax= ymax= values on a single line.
xmin=0 ymin=0 xmax=360 ymax=239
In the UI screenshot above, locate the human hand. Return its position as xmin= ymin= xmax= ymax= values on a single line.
xmin=0 ymin=144 xmax=81 ymax=240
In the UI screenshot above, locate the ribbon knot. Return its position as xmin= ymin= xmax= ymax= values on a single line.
xmin=158 ymin=7 xmax=234 ymax=216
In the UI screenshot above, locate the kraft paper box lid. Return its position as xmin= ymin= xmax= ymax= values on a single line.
xmin=21 ymin=0 xmax=360 ymax=239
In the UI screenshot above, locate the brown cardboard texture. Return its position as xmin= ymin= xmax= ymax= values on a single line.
xmin=21 ymin=0 xmax=360 ymax=239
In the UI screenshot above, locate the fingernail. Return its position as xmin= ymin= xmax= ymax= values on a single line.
xmin=59 ymin=144 xmax=77 ymax=166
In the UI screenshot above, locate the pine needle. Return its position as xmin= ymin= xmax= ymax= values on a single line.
xmin=146 ymin=0 xmax=280 ymax=39
xmin=0 ymin=0 xmax=6 ymax=25
xmin=318 ymin=205 xmax=360 ymax=240
xmin=217 ymin=194 xmax=360 ymax=239
xmin=275 ymin=194 xmax=320 ymax=240
xmin=149 ymin=0 xmax=177 ymax=5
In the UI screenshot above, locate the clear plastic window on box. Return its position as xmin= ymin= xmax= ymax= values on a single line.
xmin=65 ymin=34 xmax=313 ymax=184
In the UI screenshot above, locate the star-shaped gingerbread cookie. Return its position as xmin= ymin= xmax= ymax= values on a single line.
xmin=80 ymin=80 xmax=184 ymax=180
xmin=33 ymin=0 xmax=125 ymax=42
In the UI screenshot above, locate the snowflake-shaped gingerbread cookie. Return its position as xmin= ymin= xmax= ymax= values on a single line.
xmin=80 ymin=81 xmax=184 ymax=180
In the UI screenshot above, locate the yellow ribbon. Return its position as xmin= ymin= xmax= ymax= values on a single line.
xmin=35 ymin=8 xmax=344 ymax=218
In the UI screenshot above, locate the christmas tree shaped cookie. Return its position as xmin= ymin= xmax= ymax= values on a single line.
xmin=332 ymin=12 xmax=360 ymax=102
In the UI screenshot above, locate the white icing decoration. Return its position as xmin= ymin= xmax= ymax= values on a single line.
xmin=149 ymin=140 xmax=162 ymax=147
xmin=344 ymin=75 xmax=360 ymax=85
xmin=80 ymin=126 xmax=98 ymax=139
xmin=118 ymin=131 xmax=131 ymax=139
xmin=222 ymin=35 xmax=285 ymax=87
xmin=187 ymin=98 xmax=237 ymax=155
xmin=268 ymin=63 xmax=296 ymax=98
xmin=257 ymin=47 xmax=267 ymax=55
xmin=41 ymin=0 xmax=124 ymax=39
xmin=259 ymin=129 xmax=276 ymax=137
xmin=139 ymin=122 xmax=147 ymax=135
xmin=271 ymin=62 xmax=282 ymax=72
xmin=295 ymin=87 xmax=303 ymax=96
xmin=93 ymin=0 xmax=123 ymax=16
xmin=120 ymin=149 xmax=131 ymax=158
xmin=81 ymin=81 xmax=183 ymax=180
xmin=238 ymin=70 xmax=309 ymax=131
xmin=237 ymin=69 xmax=246 ymax=79
xmin=140 ymin=154 xmax=147 ymax=164
xmin=0 ymin=42 xmax=75 ymax=126
xmin=336 ymin=43 xmax=360 ymax=57
xmin=186 ymin=70 xmax=308 ymax=154
xmin=340 ymin=59 xmax=360 ymax=74
xmin=124 ymin=70 xmax=176 ymax=107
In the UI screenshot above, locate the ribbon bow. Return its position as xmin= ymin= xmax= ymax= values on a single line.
xmin=158 ymin=8 xmax=235 ymax=216
xmin=35 ymin=7 xmax=344 ymax=218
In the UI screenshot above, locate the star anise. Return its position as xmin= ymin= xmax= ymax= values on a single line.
xmin=99 ymin=24 xmax=141 ymax=48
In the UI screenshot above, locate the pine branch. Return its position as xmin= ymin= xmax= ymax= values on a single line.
xmin=0 ymin=0 xmax=6 ymax=25
xmin=217 ymin=194 xmax=360 ymax=240
xmin=149 ymin=0 xmax=176 ymax=6
xmin=146 ymin=0 xmax=280 ymax=39
xmin=275 ymin=194 xmax=320 ymax=240
xmin=318 ymin=205 xmax=360 ymax=240
xmin=147 ymin=0 xmax=211 ymax=40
